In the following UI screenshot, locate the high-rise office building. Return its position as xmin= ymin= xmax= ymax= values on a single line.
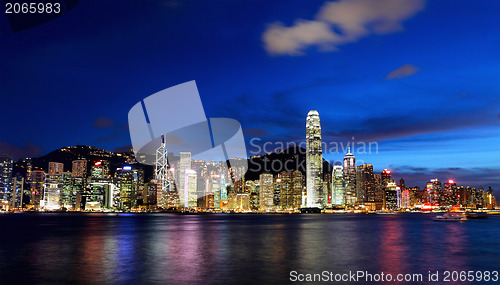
xmin=116 ymin=165 xmax=144 ymax=210
xmin=143 ymin=182 xmax=157 ymax=207
xmin=356 ymin=163 xmax=375 ymax=203
xmin=331 ymin=165 xmax=345 ymax=206
xmin=178 ymin=152 xmax=191 ymax=204
xmin=11 ymin=174 xmax=24 ymax=209
xmin=155 ymin=134 xmax=170 ymax=208
xmin=383 ymin=182 xmax=398 ymax=210
xmin=30 ymin=170 xmax=45 ymax=207
xmin=291 ymin=171 xmax=303 ymax=209
xmin=381 ymin=169 xmax=392 ymax=189
xmin=277 ymin=172 xmax=292 ymax=210
xmin=72 ymin=160 xmax=87 ymax=178
xmin=44 ymin=165 xmax=64 ymax=210
xmin=306 ymin=110 xmax=323 ymax=207
xmin=343 ymin=149 xmax=356 ymax=205
xmin=443 ymin=179 xmax=457 ymax=206
xmin=185 ymin=170 xmax=197 ymax=208
xmin=61 ymin=172 xmax=73 ymax=209
xmin=0 ymin=155 xmax=13 ymax=206
xmin=426 ymin=179 xmax=441 ymax=204
xmin=259 ymin=173 xmax=274 ymax=211
xmin=48 ymin=162 xmax=64 ymax=175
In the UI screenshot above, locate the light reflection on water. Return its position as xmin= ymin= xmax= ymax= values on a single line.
xmin=0 ymin=213 xmax=498 ymax=284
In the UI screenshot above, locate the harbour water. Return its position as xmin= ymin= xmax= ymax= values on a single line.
xmin=1 ymin=213 xmax=499 ymax=284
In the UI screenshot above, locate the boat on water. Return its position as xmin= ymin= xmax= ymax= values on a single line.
xmin=433 ymin=212 xmax=467 ymax=222
xmin=465 ymin=212 xmax=489 ymax=219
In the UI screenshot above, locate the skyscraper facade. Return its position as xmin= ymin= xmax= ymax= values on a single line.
xmin=305 ymin=110 xmax=323 ymax=207
xmin=178 ymin=152 xmax=191 ymax=205
xmin=48 ymin=162 xmax=64 ymax=175
xmin=72 ymin=160 xmax=87 ymax=178
xmin=259 ymin=173 xmax=274 ymax=211
xmin=343 ymin=149 xmax=356 ymax=205
xmin=331 ymin=165 xmax=345 ymax=206
xmin=0 ymin=155 xmax=12 ymax=206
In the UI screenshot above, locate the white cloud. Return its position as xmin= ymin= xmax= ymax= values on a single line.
xmin=262 ymin=0 xmax=426 ymax=55
xmin=262 ymin=20 xmax=340 ymax=55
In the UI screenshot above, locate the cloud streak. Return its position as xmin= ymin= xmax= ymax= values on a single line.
xmin=0 ymin=141 xmax=43 ymax=160
xmin=385 ymin=64 xmax=419 ymax=80
xmin=93 ymin=117 xmax=114 ymax=128
xmin=262 ymin=0 xmax=425 ymax=55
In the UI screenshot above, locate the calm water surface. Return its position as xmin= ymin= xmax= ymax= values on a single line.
xmin=1 ymin=213 xmax=499 ymax=284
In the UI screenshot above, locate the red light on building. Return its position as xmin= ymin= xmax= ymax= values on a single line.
xmin=95 ymin=161 xmax=102 ymax=166
xmin=448 ymin=180 xmax=454 ymax=184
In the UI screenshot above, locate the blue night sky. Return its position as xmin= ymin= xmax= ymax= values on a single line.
xmin=1 ymin=0 xmax=499 ymax=190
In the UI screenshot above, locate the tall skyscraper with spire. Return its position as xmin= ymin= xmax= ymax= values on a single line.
xmin=305 ymin=110 xmax=323 ymax=207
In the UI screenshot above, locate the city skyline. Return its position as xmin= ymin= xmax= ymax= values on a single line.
xmin=1 ymin=2 xmax=499 ymax=284
xmin=0 ymin=107 xmax=497 ymax=211
xmin=1 ymin=0 xmax=499 ymax=194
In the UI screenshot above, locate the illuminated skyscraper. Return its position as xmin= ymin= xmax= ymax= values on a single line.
xmin=178 ymin=152 xmax=191 ymax=204
xmin=44 ymin=163 xmax=64 ymax=210
xmin=291 ymin=171 xmax=303 ymax=209
xmin=277 ymin=171 xmax=292 ymax=210
xmin=305 ymin=110 xmax=323 ymax=207
xmin=30 ymin=170 xmax=45 ymax=207
xmin=343 ymin=149 xmax=356 ymax=205
xmin=72 ymin=160 xmax=87 ymax=178
xmin=381 ymin=169 xmax=392 ymax=189
xmin=155 ymin=134 xmax=170 ymax=208
xmin=116 ymin=165 xmax=144 ymax=210
xmin=259 ymin=173 xmax=274 ymax=211
xmin=443 ymin=179 xmax=457 ymax=206
xmin=185 ymin=170 xmax=198 ymax=207
xmin=426 ymin=178 xmax=441 ymax=204
xmin=331 ymin=165 xmax=345 ymax=206
xmin=61 ymin=172 xmax=73 ymax=208
xmin=356 ymin=163 xmax=375 ymax=202
xmin=48 ymin=162 xmax=64 ymax=175
xmin=383 ymin=182 xmax=398 ymax=210
xmin=11 ymin=174 xmax=23 ymax=209
xmin=0 ymin=155 xmax=12 ymax=206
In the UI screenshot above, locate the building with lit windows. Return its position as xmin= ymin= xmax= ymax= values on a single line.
xmin=305 ymin=110 xmax=323 ymax=207
xmin=259 ymin=173 xmax=274 ymax=211
xmin=443 ymin=180 xmax=457 ymax=206
xmin=356 ymin=163 xmax=375 ymax=203
xmin=331 ymin=165 xmax=345 ymax=206
xmin=383 ymin=182 xmax=399 ymax=210
xmin=59 ymin=172 xmax=72 ymax=209
xmin=44 ymin=167 xmax=63 ymax=210
xmin=116 ymin=165 xmax=144 ymax=210
xmin=343 ymin=149 xmax=356 ymax=205
xmin=291 ymin=171 xmax=303 ymax=209
xmin=426 ymin=179 xmax=441 ymax=204
xmin=10 ymin=175 xmax=24 ymax=209
xmin=381 ymin=169 xmax=392 ymax=190
xmin=178 ymin=152 xmax=191 ymax=201
xmin=30 ymin=170 xmax=45 ymax=208
xmin=185 ymin=170 xmax=197 ymax=208
xmin=0 ymin=155 xmax=12 ymax=208
xmin=72 ymin=160 xmax=87 ymax=178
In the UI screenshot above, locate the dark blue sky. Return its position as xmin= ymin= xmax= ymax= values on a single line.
xmin=1 ymin=0 xmax=499 ymax=190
